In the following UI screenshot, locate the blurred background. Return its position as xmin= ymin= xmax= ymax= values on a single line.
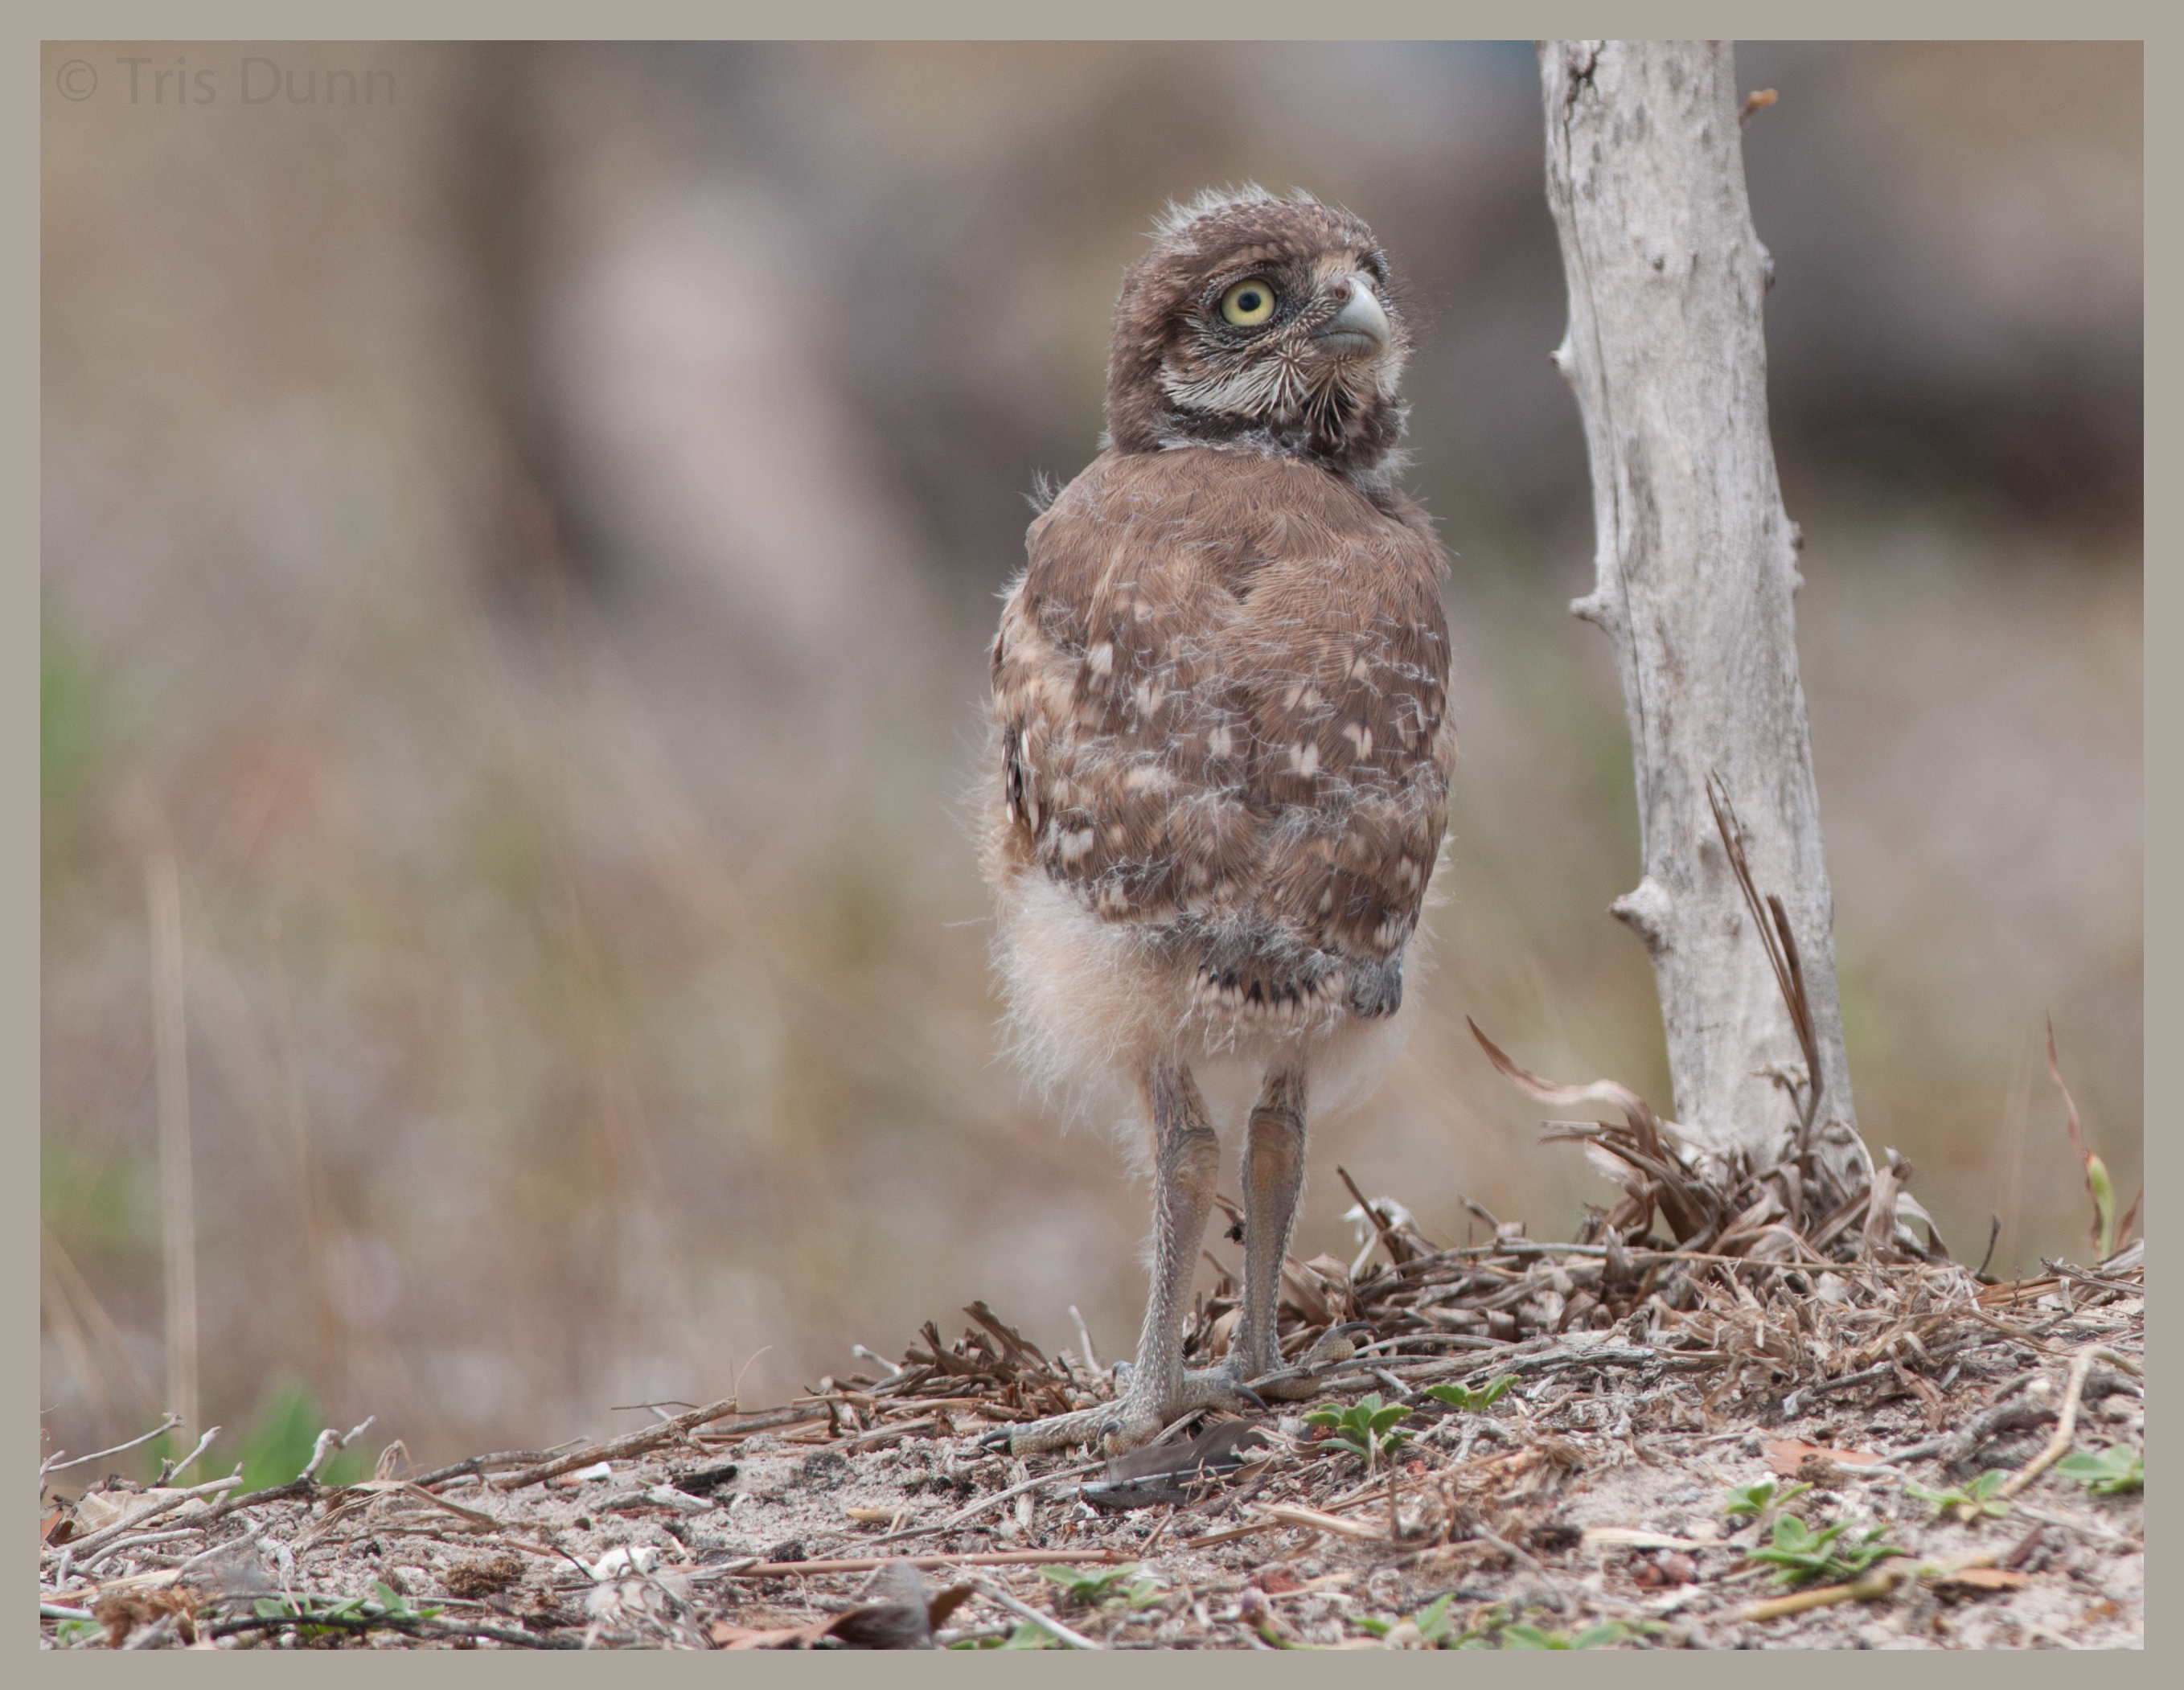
xmin=42 ymin=41 xmax=2140 ymax=1474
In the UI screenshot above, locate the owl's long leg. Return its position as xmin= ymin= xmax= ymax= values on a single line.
xmin=1235 ymin=1069 xmax=1308 ymax=1389
xmin=1224 ymin=1067 xmax=1365 ymax=1401
xmin=988 ymin=1060 xmax=1254 ymax=1456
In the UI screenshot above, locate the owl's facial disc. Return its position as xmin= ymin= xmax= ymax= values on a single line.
xmin=1106 ymin=193 xmax=1411 ymax=478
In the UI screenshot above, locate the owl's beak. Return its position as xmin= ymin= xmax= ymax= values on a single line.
xmin=1314 ymin=276 xmax=1391 ymax=358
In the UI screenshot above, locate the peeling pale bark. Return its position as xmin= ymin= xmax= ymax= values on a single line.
xmin=1537 ymin=40 xmax=1871 ymax=1192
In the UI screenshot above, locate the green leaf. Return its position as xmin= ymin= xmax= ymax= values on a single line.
xmin=1722 ymin=1477 xmax=1808 ymax=1520
xmin=2055 ymin=1446 xmax=2141 ymax=1495
xmin=2086 ymin=1152 xmax=2116 ymax=1262
xmin=1748 ymin=1517 xmax=1903 ymax=1585
xmin=1357 ymin=1616 xmax=1393 ymax=1638
xmin=1124 ymin=1576 xmax=1167 ymax=1610
xmin=1305 ymin=1393 xmax=1413 ymax=1465
xmin=1907 ymin=1469 xmax=2013 ymax=1520
xmin=1427 ymin=1375 xmax=1516 ymax=1413
xmin=1040 ymin=1561 xmax=1143 ymax=1606
xmin=1498 ymin=1622 xmax=1561 ymax=1649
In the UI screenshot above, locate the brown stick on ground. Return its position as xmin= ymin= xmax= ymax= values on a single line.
xmin=714 ymin=1548 xmax=1127 ymax=1577
xmin=1992 ymin=1343 xmax=2140 ymax=1504
xmin=489 ymin=1400 xmax=745 ymax=1490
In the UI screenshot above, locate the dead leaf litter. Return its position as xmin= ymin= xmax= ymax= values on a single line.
xmin=39 ymin=1209 xmax=2141 ymax=1649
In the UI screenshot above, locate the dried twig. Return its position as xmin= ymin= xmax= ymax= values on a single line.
xmin=715 ymin=1547 xmax=1127 ymax=1579
xmin=62 ymin=1466 xmax=245 ymax=1564
xmin=201 ymin=1416 xmax=378 ymax=1523
xmin=42 ymin=1415 xmax=184 ymax=1477
xmin=1991 ymin=1344 xmax=2138 ymax=1503
xmin=872 ymin=1458 xmax=1102 ymax=1544
xmin=408 ymin=1447 xmax=579 ymax=1489
xmin=490 ymin=1401 xmax=744 ymax=1490
xmin=156 ymin=1424 xmax=223 ymax=1485
xmin=967 ymin=1577 xmax=1105 ymax=1649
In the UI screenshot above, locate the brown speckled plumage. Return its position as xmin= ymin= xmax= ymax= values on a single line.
xmin=991 ymin=448 xmax=1452 ymax=1022
xmin=979 ymin=188 xmax=1455 ymax=1456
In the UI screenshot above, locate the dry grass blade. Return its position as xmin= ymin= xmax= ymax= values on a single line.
xmin=2044 ymin=1016 xmax=2131 ymax=1260
xmin=1706 ymin=771 xmax=1822 ymax=1133
xmin=1860 ymin=1151 xmax=1913 ymax=1262
xmin=1334 ymin=1165 xmax=1424 ymax=1265
xmin=1468 ymin=1018 xmax=1668 ymax=1160
xmin=1468 ymin=1018 xmax=1710 ymax=1244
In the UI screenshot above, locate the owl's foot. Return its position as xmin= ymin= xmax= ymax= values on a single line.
xmin=1238 ymin=1320 xmax=1372 ymax=1402
xmin=980 ymin=1364 xmax=1266 ymax=1458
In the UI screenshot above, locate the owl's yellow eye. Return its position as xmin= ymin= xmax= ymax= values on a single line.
xmin=1219 ymin=278 xmax=1277 ymax=326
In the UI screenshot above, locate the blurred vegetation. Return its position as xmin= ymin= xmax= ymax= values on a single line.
xmin=40 ymin=41 xmax=2139 ymax=1471
xmin=231 ymin=1377 xmax=374 ymax=1493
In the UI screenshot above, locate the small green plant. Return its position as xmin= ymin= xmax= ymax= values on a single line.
xmin=54 ymin=1618 xmax=102 ymax=1647
xmin=1357 ymin=1590 xmax=1456 ymax=1645
xmin=1498 ymin=1619 xmax=1629 ymax=1649
xmin=1904 ymin=1470 xmax=2011 ymax=1520
xmin=1747 ymin=1516 xmax=1903 ymax=1586
xmin=1722 ymin=1477 xmax=1810 ymax=1523
xmin=2055 ymin=1446 xmax=2141 ymax=1496
xmin=950 ymin=1622 xmax=1065 ymax=1649
xmin=247 ymin=1587 xmax=441 ymax=1642
xmin=1039 ymin=1562 xmax=1164 ymax=1609
xmin=1303 ymin=1393 xmax=1411 ymax=1467
xmin=1425 ymin=1375 xmax=1517 ymax=1413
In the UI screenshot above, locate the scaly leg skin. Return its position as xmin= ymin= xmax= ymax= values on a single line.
xmin=991 ymin=1062 xmax=1261 ymax=1456
xmin=1233 ymin=1069 xmax=1317 ymax=1400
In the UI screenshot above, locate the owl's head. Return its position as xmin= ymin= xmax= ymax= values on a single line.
xmin=1103 ymin=187 xmax=1412 ymax=485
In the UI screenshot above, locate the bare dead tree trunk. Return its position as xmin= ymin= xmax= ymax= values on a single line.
xmin=1537 ymin=41 xmax=1872 ymax=1198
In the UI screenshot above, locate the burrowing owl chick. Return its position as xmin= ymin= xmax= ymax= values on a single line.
xmin=982 ymin=188 xmax=1454 ymax=1454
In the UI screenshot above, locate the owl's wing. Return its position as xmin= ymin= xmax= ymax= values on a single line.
xmin=991 ymin=449 xmax=1454 ymax=1011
